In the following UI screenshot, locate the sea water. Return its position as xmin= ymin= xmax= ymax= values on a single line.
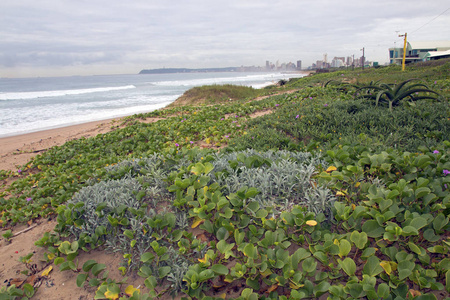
xmin=0 ymin=72 xmax=304 ymax=137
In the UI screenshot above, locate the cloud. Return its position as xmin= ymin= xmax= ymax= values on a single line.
xmin=1 ymin=0 xmax=449 ymax=77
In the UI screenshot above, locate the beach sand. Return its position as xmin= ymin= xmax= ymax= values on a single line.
xmin=0 ymin=118 xmax=125 ymax=171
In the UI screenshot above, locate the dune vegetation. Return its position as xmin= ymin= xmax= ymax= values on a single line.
xmin=1 ymin=60 xmax=450 ymax=299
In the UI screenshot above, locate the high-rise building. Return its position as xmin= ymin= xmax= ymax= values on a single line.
xmin=297 ymin=60 xmax=302 ymax=70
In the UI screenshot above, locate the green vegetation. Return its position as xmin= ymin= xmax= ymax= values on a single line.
xmin=168 ymin=84 xmax=265 ymax=107
xmin=1 ymin=61 xmax=450 ymax=299
xmin=355 ymin=79 xmax=441 ymax=111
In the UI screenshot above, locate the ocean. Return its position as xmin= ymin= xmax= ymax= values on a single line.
xmin=0 ymin=72 xmax=305 ymax=138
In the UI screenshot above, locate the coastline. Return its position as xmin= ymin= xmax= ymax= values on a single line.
xmin=0 ymin=117 xmax=124 ymax=171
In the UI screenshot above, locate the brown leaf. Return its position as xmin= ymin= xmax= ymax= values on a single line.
xmin=266 ymin=284 xmax=278 ymax=293
xmin=197 ymin=233 xmax=208 ymax=242
xmin=25 ymin=275 xmax=37 ymax=285
xmin=9 ymin=278 xmax=25 ymax=287
xmin=408 ymin=289 xmax=421 ymax=298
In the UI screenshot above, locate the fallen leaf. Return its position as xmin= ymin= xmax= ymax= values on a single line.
xmin=104 ymin=290 xmax=119 ymax=300
xmin=198 ymin=253 xmax=208 ymax=263
xmin=306 ymin=220 xmax=318 ymax=226
xmin=125 ymin=285 xmax=140 ymax=296
xmin=266 ymin=284 xmax=278 ymax=293
xmin=409 ymin=289 xmax=421 ymax=297
xmin=191 ymin=217 xmax=204 ymax=229
xmin=25 ymin=275 xmax=37 ymax=285
xmin=41 ymin=266 xmax=53 ymax=277
xmin=9 ymin=278 xmax=25 ymax=287
xmin=197 ymin=233 xmax=208 ymax=242
xmin=326 ymin=166 xmax=337 ymax=173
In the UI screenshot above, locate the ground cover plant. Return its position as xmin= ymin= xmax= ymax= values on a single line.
xmin=1 ymin=62 xmax=449 ymax=299
xmin=168 ymin=84 xmax=265 ymax=107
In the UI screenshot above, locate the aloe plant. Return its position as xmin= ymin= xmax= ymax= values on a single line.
xmin=355 ymin=79 xmax=441 ymax=110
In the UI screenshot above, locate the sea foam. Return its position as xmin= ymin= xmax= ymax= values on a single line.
xmin=0 ymin=85 xmax=136 ymax=100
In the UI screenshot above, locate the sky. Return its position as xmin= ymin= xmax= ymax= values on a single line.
xmin=1 ymin=0 xmax=449 ymax=78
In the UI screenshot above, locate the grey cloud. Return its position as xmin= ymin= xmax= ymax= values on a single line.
xmin=1 ymin=0 xmax=449 ymax=77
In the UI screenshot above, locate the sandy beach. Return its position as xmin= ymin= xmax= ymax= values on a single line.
xmin=0 ymin=118 xmax=123 ymax=171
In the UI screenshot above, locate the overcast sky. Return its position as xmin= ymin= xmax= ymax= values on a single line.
xmin=1 ymin=0 xmax=449 ymax=78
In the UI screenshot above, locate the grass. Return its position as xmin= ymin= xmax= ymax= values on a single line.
xmin=167 ymin=84 xmax=265 ymax=107
xmin=1 ymin=61 xmax=450 ymax=299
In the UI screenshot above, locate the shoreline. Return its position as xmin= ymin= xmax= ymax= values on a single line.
xmin=0 ymin=117 xmax=125 ymax=171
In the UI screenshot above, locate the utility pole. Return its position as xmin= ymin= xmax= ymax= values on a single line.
xmin=360 ymin=47 xmax=365 ymax=70
xmin=399 ymin=33 xmax=407 ymax=71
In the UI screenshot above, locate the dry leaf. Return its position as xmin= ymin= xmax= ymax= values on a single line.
xmin=266 ymin=284 xmax=278 ymax=293
xmin=40 ymin=266 xmax=53 ymax=277
xmin=306 ymin=220 xmax=318 ymax=226
xmin=326 ymin=166 xmax=337 ymax=172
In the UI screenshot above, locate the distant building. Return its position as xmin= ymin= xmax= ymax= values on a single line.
xmin=297 ymin=60 xmax=302 ymax=70
xmin=331 ymin=57 xmax=346 ymax=68
xmin=346 ymin=56 xmax=353 ymax=66
xmin=389 ymin=41 xmax=450 ymax=64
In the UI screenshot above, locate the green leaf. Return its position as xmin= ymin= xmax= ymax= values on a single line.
xmin=158 ymin=266 xmax=171 ymax=278
xmin=313 ymin=280 xmax=330 ymax=296
xmin=140 ymin=252 xmax=155 ymax=263
xmin=340 ymin=257 xmax=356 ymax=276
xmin=401 ymin=225 xmax=419 ymax=236
xmin=409 ymin=216 xmax=428 ymax=230
xmin=363 ymin=256 xmax=383 ymax=277
xmin=407 ymin=241 xmax=422 ymax=255
xmin=82 ymin=260 xmax=97 ymax=272
xmin=138 ymin=265 xmax=152 ymax=278
xmin=76 ymin=273 xmax=88 ymax=287
xmin=203 ymin=162 xmax=214 ymax=175
xmin=23 ymin=283 xmax=34 ymax=298
xmin=243 ymin=243 xmax=257 ymax=259
xmin=256 ymin=208 xmax=268 ymax=219
xmin=433 ymin=213 xmax=449 ymax=232
xmin=246 ymin=201 xmax=259 ymax=213
xmin=219 ymin=207 xmax=233 ymax=219
xmin=211 ymin=264 xmax=229 ymax=275
xmin=234 ymin=230 xmax=245 ymax=245
xmin=54 ymin=257 xmax=65 ymax=265
xmin=439 ymin=258 xmax=450 ymax=271
xmin=144 ymin=276 xmax=157 ymax=290
xmin=246 ymin=278 xmax=260 ymax=291
xmin=415 ymin=187 xmax=431 ymax=198
xmin=302 ymin=257 xmax=317 ymax=274
xmin=347 ymin=282 xmax=363 ymax=298
xmin=338 ymin=239 xmax=352 ymax=257
xmin=362 ymin=220 xmax=384 ymax=238
xmin=398 ymin=260 xmax=415 ymax=280
xmin=245 ymin=188 xmax=259 ymax=199
xmin=377 ymin=283 xmax=390 ymax=298
xmin=216 ymin=227 xmax=230 ymax=240
xmin=350 ymin=231 xmax=368 ymax=249
xmin=89 ymin=277 xmax=101 ymax=287
xmin=361 ymin=247 xmax=377 ymax=259
xmin=91 ymin=263 xmax=106 ymax=276
xmin=198 ymin=269 xmax=215 ymax=282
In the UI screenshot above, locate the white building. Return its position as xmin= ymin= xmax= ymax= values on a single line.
xmin=389 ymin=41 xmax=450 ymax=64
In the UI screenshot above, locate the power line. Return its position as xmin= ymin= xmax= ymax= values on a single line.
xmin=410 ymin=7 xmax=450 ymax=35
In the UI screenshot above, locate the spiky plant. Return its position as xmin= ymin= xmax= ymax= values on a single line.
xmin=355 ymin=79 xmax=441 ymax=111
